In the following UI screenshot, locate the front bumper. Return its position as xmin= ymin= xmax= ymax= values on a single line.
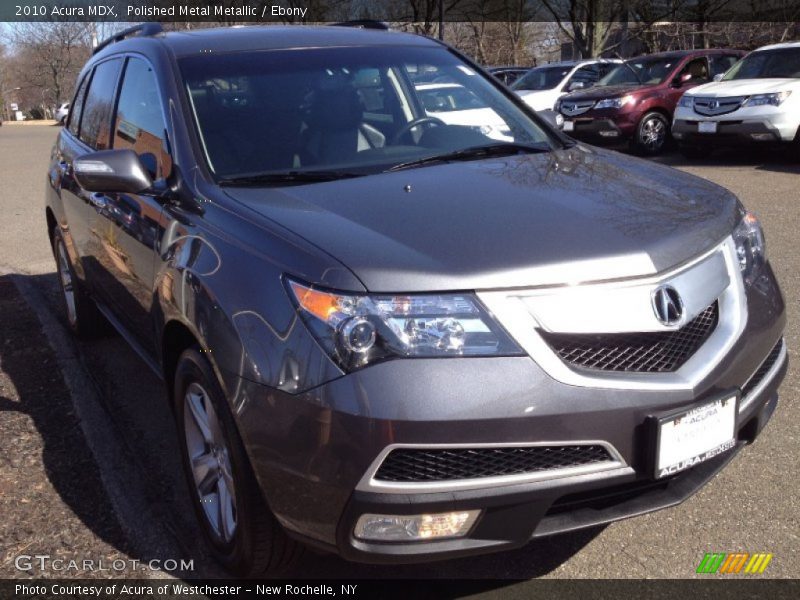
xmin=338 ymin=388 xmax=780 ymax=563
xmin=230 ymin=254 xmax=786 ymax=562
xmin=561 ymin=110 xmax=640 ymax=142
xmin=673 ymin=114 xmax=799 ymax=145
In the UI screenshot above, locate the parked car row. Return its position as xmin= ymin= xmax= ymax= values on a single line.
xmin=491 ymin=41 xmax=799 ymax=158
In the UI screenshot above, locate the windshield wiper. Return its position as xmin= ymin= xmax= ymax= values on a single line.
xmin=218 ymin=170 xmax=363 ymax=186
xmin=386 ymin=142 xmax=551 ymax=173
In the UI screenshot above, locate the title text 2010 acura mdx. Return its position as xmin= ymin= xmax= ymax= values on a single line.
xmin=46 ymin=24 xmax=786 ymax=575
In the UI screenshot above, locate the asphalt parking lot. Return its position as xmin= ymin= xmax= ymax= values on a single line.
xmin=0 ymin=123 xmax=798 ymax=587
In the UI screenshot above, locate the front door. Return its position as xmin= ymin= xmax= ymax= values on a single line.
xmin=85 ymin=56 xmax=173 ymax=349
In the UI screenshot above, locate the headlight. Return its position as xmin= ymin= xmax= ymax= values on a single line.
xmin=287 ymin=279 xmax=523 ymax=371
xmin=594 ymin=95 xmax=632 ymax=109
xmin=733 ymin=211 xmax=766 ymax=282
xmin=742 ymin=91 xmax=791 ymax=107
xmin=678 ymin=95 xmax=695 ymax=108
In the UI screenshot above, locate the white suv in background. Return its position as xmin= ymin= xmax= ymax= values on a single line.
xmin=673 ymin=42 xmax=800 ymax=158
xmin=511 ymin=59 xmax=621 ymax=112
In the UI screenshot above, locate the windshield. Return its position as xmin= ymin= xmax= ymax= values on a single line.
xmin=180 ymin=46 xmax=554 ymax=180
xmin=599 ymin=57 xmax=678 ymax=86
xmin=723 ymin=47 xmax=800 ymax=80
xmin=511 ymin=66 xmax=570 ymax=91
xmin=416 ymin=84 xmax=488 ymax=112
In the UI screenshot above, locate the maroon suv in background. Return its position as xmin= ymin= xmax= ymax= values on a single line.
xmin=557 ymin=49 xmax=744 ymax=154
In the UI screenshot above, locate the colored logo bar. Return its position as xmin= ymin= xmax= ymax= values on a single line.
xmin=697 ymin=552 xmax=772 ymax=574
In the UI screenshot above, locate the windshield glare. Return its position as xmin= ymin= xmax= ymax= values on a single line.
xmin=180 ymin=47 xmax=554 ymax=179
xmin=511 ymin=66 xmax=570 ymax=91
xmin=723 ymin=47 xmax=800 ymax=80
xmin=599 ymin=57 xmax=677 ymax=86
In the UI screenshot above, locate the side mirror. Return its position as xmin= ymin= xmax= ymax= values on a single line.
xmin=567 ymin=81 xmax=586 ymax=92
xmin=73 ymin=149 xmax=153 ymax=194
xmin=713 ymin=73 xmax=724 ymax=82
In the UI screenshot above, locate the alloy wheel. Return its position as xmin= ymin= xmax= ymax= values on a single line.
xmin=56 ymin=241 xmax=78 ymax=327
xmin=640 ymin=116 xmax=667 ymax=151
xmin=183 ymin=382 xmax=238 ymax=543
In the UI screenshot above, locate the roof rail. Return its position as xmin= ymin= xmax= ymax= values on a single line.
xmin=330 ymin=20 xmax=390 ymax=30
xmin=93 ymin=23 xmax=164 ymax=55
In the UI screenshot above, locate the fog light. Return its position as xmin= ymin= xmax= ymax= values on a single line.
xmin=599 ymin=130 xmax=619 ymax=137
xmin=354 ymin=510 xmax=480 ymax=542
xmin=750 ymin=133 xmax=775 ymax=141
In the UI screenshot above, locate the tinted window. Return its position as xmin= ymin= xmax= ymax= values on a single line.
xmin=67 ymin=74 xmax=89 ymax=136
xmin=113 ymin=57 xmax=172 ymax=180
xmin=679 ymin=58 xmax=709 ymax=83
xmin=723 ymin=47 xmax=800 ymax=79
xmin=512 ymin=66 xmax=570 ymax=91
xmin=80 ymin=58 xmax=122 ymax=150
xmin=600 ymin=57 xmax=678 ymax=86
xmin=711 ymin=55 xmax=740 ymax=77
xmin=567 ymin=65 xmax=600 ymax=90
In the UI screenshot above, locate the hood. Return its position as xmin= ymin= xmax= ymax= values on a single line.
xmin=686 ymin=78 xmax=800 ymax=97
xmin=563 ymin=83 xmax=657 ymax=101
xmin=517 ymin=89 xmax=560 ymax=111
xmin=224 ymin=147 xmax=739 ymax=293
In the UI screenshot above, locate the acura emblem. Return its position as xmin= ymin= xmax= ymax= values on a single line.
xmin=652 ymin=285 xmax=684 ymax=325
xmin=708 ymin=100 xmax=719 ymax=110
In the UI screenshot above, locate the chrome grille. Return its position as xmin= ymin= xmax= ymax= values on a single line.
xmin=560 ymin=100 xmax=596 ymax=116
xmin=540 ymin=302 xmax=718 ymax=373
xmin=693 ymin=96 xmax=746 ymax=116
xmin=374 ymin=445 xmax=613 ymax=482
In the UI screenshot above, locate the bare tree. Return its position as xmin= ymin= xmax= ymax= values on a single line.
xmin=540 ymin=0 xmax=628 ymax=58
xmin=9 ymin=22 xmax=92 ymax=109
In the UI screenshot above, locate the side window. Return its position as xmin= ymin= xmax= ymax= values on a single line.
xmin=711 ymin=55 xmax=740 ymax=77
xmin=67 ymin=74 xmax=89 ymax=136
xmin=567 ymin=65 xmax=599 ymax=91
xmin=113 ymin=57 xmax=172 ymax=180
xmin=80 ymin=58 xmax=122 ymax=150
xmin=680 ymin=58 xmax=710 ymax=84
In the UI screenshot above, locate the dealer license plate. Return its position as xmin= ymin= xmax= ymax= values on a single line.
xmin=562 ymin=120 xmax=575 ymax=132
xmin=698 ymin=121 xmax=717 ymax=133
xmin=655 ymin=396 xmax=737 ymax=479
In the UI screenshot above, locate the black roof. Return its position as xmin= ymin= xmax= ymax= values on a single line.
xmin=97 ymin=25 xmax=439 ymax=59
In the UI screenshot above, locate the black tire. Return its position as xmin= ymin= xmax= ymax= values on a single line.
xmin=52 ymin=228 xmax=107 ymax=339
xmin=678 ymin=144 xmax=714 ymax=160
xmin=631 ymin=111 xmax=670 ymax=156
xmin=173 ymin=347 xmax=303 ymax=576
xmin=791 ymin=126 xmax=800 ymax=162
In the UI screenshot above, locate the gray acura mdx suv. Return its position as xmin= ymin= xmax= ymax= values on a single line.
xmin=46 ymin=24 xmax=786 ymax=575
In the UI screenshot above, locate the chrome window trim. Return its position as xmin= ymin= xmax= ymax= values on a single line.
xmin=356 ymin=440 xmax=628 ymax=494
xmin=739 ymin=339 xmax=787 ymax=414
xmin=477 ymin=237 xmax=747 ymax=391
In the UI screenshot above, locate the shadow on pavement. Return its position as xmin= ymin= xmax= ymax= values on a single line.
xmin=0 ymin=275 xmax=133 ymax=576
